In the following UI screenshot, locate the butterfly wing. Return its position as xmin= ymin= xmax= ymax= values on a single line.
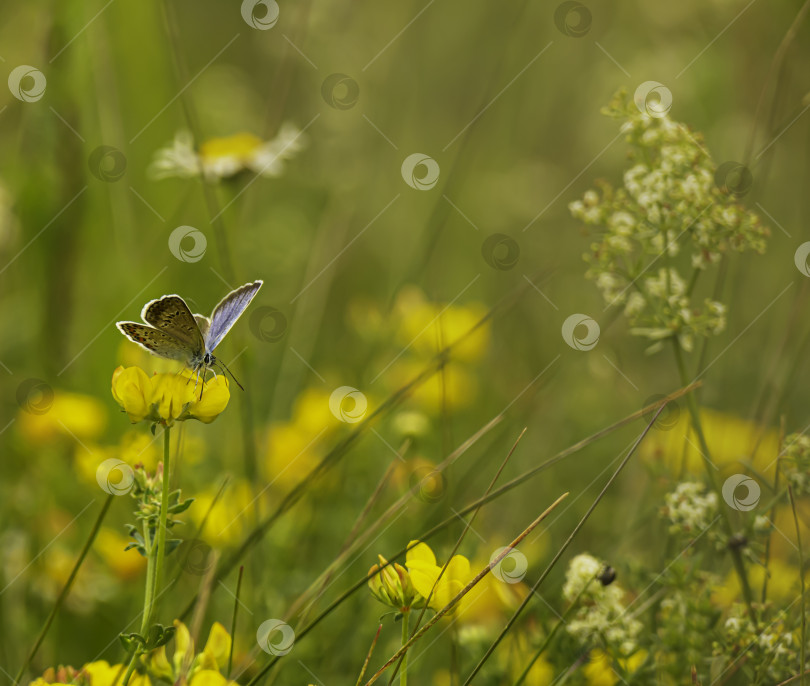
xmin=194 ymin=314 xmax=211 ymax=341
xmin=141 ymin=295 xmax=205 ymax=357
xmin=205 ymin=280 xmax=263 ymax=352
xmin=116 ymin=322 xmax=196 ymax=363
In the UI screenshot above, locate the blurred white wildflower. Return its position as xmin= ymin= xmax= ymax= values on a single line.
xmin=149 ymin=123 xmax=306 ymax=182
xmin=661 ymin=481 xmax=718 ymax=535
xmin=569 ymin=89 xmax=769 ymax=354
xmin=779 ymin=432 xmax=810 ymax=495
xmin=713 ymin=604 xmax=798 ymax=681
xmin=562 ymin=553 xmax=642 ymax=656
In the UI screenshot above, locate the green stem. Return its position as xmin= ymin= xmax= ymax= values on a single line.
xmin=671 ymin=338 xmax=756 ymax=619
xmin=400 ymin=611 xmax=410 ymax=686
xmin=122 ymin=426 xmax=172 ymax=686
xmin=154 ymin=426 xmax=172 ymax=608
xmin=512 ymin=578 xmax=595 ymax=686
xmin=14 ymin=495 xmax=114 ymax=686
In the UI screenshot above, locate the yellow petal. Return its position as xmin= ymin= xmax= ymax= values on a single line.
xmin=444 ymin=555 xmax=471 ymax=583
xmin=152 ymin=373 xmax=194 ymax=422
xmin=189 ymin=670 xmax=229 ymax=686
xmin=189 ymin=376 xmax=230 ymax=423
xmin=405 ymin=559 xmax=439 ymax=600
xmin=147 ymin=646 xmax=173 ymax=681
xmin=111 ymin=367 xmax=153 ymax=423
xmin=173 ymin=620 xmax=194 ymax=673
xmin=405 ymin=540 xmax=436 ymax=566
xmin=202 ymin=621 xmax=232 ymax=670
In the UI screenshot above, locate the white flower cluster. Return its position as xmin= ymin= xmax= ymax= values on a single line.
xmin=562 ymin=553 xmax=642 ymax=656
xmin=779 ymin=432 xmax=810 ymax=495
xmin=715 ymin=604 xmax=798 ymax=681
xmin=661 ymin=481 xmax=718 ymax=535
xmin=569 ymin=90 xmax=770 ymax=353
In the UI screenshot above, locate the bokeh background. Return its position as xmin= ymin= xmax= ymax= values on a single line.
xmin=2 ymin=0 xmax=810 ymax=684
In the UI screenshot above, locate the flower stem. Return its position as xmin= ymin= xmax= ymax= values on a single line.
xmin=671 ymin=338 xmax=756 ymax=619
xmin=154 ymin=426 xmax=172 ymax=606
xmin=400 ymin=610 xmax=410 ymax=686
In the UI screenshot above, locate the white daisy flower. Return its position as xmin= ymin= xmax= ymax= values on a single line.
xmin=149 ymin=123 xmax=306 ymax=182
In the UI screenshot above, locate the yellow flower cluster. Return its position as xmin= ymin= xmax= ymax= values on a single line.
xmin=30 ymin=662 xmax=150 ymax=686
xmin=147 ymin=620 xmax=235 ymax=686
xmin=368 ymin=540 xmax=470 ymax=612
xmin=112 ymin=366 xmax=229 ymax=425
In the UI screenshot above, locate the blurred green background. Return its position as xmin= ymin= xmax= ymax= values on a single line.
xmin=2 ymin=0 xmax=810 ymax=683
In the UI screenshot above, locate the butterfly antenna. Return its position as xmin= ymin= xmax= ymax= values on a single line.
xmin=216 ymin=360 xmax=245 ymax=391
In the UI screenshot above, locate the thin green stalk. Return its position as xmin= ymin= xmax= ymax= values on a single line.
xmin=672 ymin=339 xmax=756 ymax=618
xmin=361 ymin=495 xmax=569 ymax=686
xmin=512 ymin=577 xmax=596 ymax=686
xmin=462 ymin=401 xmax=667 ymax=686
xmin=400 ymin=610 xmax=410 ymax=686
xmin=154 ymin=426 xmax=172 ymax=603
xmin=227 ymin=566 xmax=244 ymax=678
xmin=788 ymin=485 xmax=806 ymax=685
xmin=122 ymin=426 xmax=172 ymax=686
xmin=14 ymin=495 xmax=114 ymax=685
xmin=240 ymin=385 xmax=699 ymax=681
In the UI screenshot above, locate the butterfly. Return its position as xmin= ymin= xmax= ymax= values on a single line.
xmin=116 ymin=280 xmax=263 ymax=392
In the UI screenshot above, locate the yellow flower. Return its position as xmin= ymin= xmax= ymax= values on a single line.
xmin=111 ymin=366 xmax=229 ymax=426
xmin=82 ymin=662 xmax=150 ymax=686
xmin=712 ymin=557 xmax=802 ymax=608
xmin=584 ymin=649 xmax=646 ymax=686
xmin=405 ymin=540 xmax=471 ymax=611
xmin=189 ymin=480 xmax=257 ymax=547
xmin=17 ymin=390 xmax=107 ymax=445
xmin=94 ymin=528 xmax=146 ymax=581
xmin=394 ymin=287 xmax=490 ymax=363
xmin=640 ymin=408 xmax=778 ymax=477
xmin=147 ymin=620 xmax=234 ymax=686
xmin=149 ymin=124 xmax=305 ymax=182
xmin=368 ymin=555 xmax=421 ymax=611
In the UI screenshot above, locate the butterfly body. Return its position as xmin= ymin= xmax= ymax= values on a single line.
xmin=117 ymin=280 xmax=263 ymax=389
